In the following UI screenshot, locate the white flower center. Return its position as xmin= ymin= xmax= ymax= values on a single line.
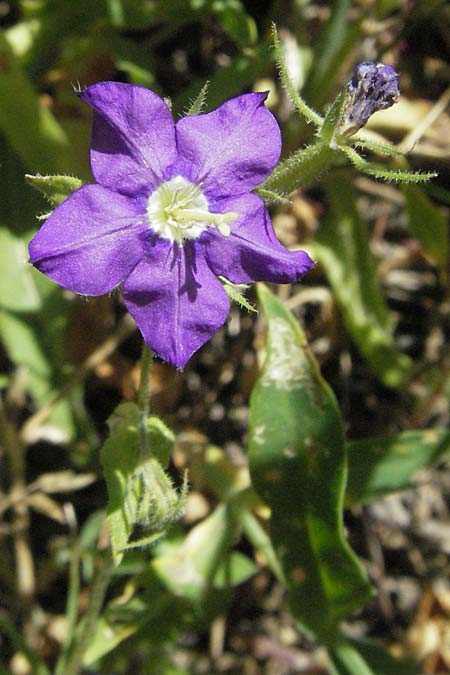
xmin=146 ymin=175 xmax=236 ymax=244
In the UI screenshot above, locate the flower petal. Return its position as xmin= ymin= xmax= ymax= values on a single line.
xmin=204 ymin=193 xmax=315 ymax=283
xmin=175 ymin=93 xmax=281 ymax=199
xmin=122 ymin=241 xmax=230 ymax=368
xmin=79 ymin=82 xmax=177 ymax=197
xmin=29 ymin=184 xmax=146 ymax=295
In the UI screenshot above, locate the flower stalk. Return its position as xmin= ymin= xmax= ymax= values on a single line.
xmin=261 ymin=25 xmax=436 ymax=198
xmin=137 ymin=343 xmax=153 ymax=456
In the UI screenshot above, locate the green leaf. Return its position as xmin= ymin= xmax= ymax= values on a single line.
xmin=185 ymin=81 xmax=209 ymax=116
xmin=220 ymin=277 xmax=257 ymax=313
xmin=100 ymin=403 xmax=175 ymax=565
xmin=83 ymin=570 xmax=186 ymax=667
xmin=0 ymin=127 xmax=76 ymax=438
xmin=302 ymin=0 xmax=363 ymax=109
xmin=344 ymin=637 xmax=420 ymax=675
xmin=0 ymin=308 xmax=74 ymax=436
xmin=403 ymin=184 xmax=448 ymax=273
xmin=239 ymin=508 xmax=285 ymax=583
xmin=0 ymin=227 xmax=41 ymax=312
xmin=329 ymin=639 xmax=376 ymax=675
xmin=152 ymin=504 xmax=237 ymax=601
xmin=213 ymin=551 xmax=257 ymax=589
xmin=248 ymin=285 xmax=372 ymax=641
xmin=346 ymin=429 xmax=450 ymax=505
xmin=321 ymin=92 xmax=346 ymax=144
xmin=25 ymin=174 xmax=84 ymax=207
xmin=0 ymin=32 xmax=78 ymax=174
xmin=313 ymin=174 xmax=412 ymax=388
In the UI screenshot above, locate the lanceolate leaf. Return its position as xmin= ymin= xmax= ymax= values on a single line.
xmin=248 ymin=285 xmax=372 ymax=641
xmin=313 ymin=173 xmax=412 ymax=388
xmin=346 ymin=428 xmax=450 ymax=505
xmin=25 ymin=174 xmax=84 ymax=207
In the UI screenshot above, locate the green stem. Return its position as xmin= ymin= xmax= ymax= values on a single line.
xmin=271 ymin=23 xmax=323 ymax=128
xmin=261 ymin=141 xmax=335 ymax=194
xmin=137 ymin=343 xmax=154 ymax=456
xmin=54 ymin=539 xmax=81 ymax=675
xmin=64 ymin=552 xmax=114 ymax=675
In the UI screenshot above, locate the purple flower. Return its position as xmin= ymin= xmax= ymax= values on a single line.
xmin=29 ymin=82 xmax=314 ymax=367
xmin=341 ymin=62 xmax=399 ymax=136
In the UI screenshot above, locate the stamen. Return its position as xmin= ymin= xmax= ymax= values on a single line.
xmin=147 ymin=175 xmax=237 ymax=244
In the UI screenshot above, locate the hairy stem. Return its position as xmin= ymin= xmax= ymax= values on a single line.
xmin=138 ymin=343 xmax=154 ymax=456
xmin=261 ymin=141 xmax=334 ymax=194
xmin=271 ymin=23 xmax=323 ymax=127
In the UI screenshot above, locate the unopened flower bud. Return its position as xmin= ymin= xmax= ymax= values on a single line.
xmin=340 ymin=62 xmax=399 ymax=136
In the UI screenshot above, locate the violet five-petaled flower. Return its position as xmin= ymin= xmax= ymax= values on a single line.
xmin=29 ymin=82 xmax=314 ymax=367
xmin=341 ymin=62 xmax=400 ymax=136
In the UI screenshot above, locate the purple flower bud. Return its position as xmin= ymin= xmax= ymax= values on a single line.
xmin=340 ymin=62 xmax=399 ymax=136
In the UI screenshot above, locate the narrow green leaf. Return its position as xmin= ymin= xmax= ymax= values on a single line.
xmin=403 ymin=184 xmax=448 ymax=272
xmin=329 ymin=639 xmax=376 ymax=675
xmin=321 ymin=93 xmax=346 ymax=144
xmin=248 ymin=285 xmax=372 ymax=641
xmin=346 ymin=429 xmax=450 ymax=505
xmin=25 ymin=174 xmax=84 ymax=207
xmin=220 ymin=277 xmax=257 ymax=313
xmin=185 ymin=81 xmax=209 ymax=116
xmin=313 ymin=174 xmax=412 ymax=388
xmin=302 ymin=0 xmax=363 ymax=108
